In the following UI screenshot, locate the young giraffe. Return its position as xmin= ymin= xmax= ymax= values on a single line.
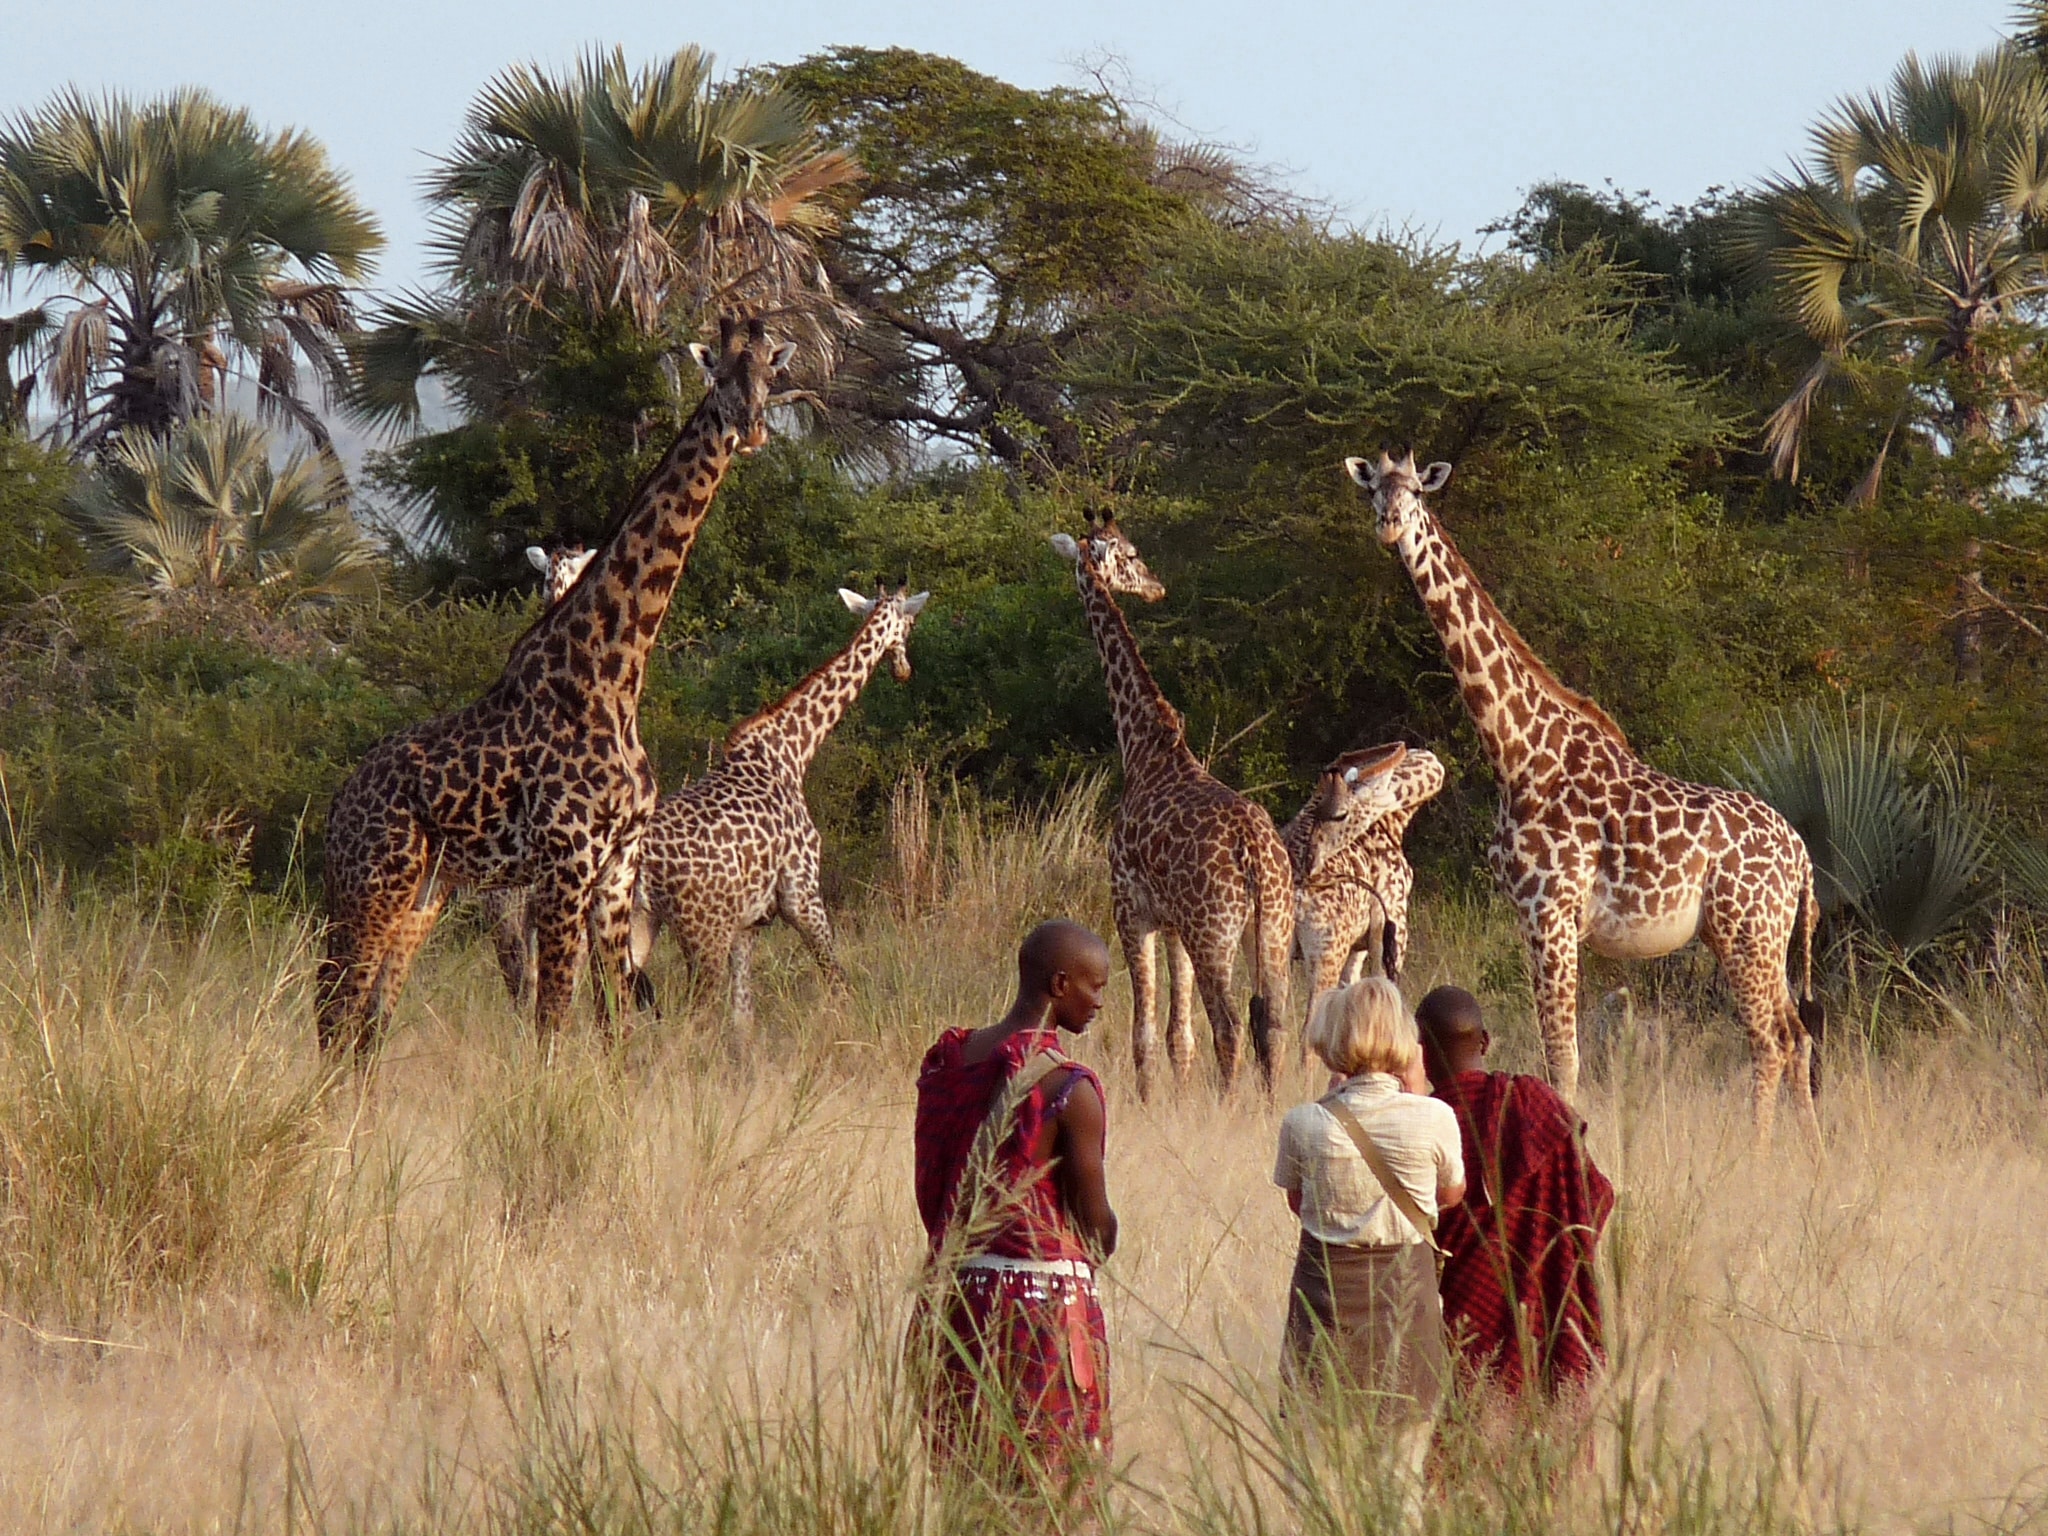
xmin=1346 ymin=450 xmax=1823 ymax=1145
xmin=477 ymin=544 xmax=595 ymax=1006
xmin=316 ymin=316 xmax=796 ymax=1051
xmin=630 ymin=586 xmax=930 ymax=1029
xmin=1280 ymin=743 xmax=1445 ymax=1009
xmin=1051 ymin=512 xmax=1404 ymax=1096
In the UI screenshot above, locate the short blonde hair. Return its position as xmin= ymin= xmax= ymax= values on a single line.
xmin=1306 ymin=977 xmax=1419 ymax=1078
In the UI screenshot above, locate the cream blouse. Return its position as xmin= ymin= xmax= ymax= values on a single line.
xmin=1272 ymin=1073 xmax=1463 ymax=1247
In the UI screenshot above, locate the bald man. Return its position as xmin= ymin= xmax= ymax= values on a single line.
xmin=1418 ymin=986 xmax=1614 ymax=1399
xmin=910 ymin=919 xmax=1117 ymax=1489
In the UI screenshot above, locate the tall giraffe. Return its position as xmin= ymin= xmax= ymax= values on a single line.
xmin=316 ymin=316 xmax=795 ymax=1051
xmin=478 ymin=544 xmax=595 ymax=1005
xmin=1051 ymin=512 xmax=1404 ymax=1096
xmin=1346 ymin=451 xmax=1823 ymax=1144
xmin=631 ymin=586 xmax=930 ymax=1029
xmin=1280 ymin=743 xmax=1444 ymax=1007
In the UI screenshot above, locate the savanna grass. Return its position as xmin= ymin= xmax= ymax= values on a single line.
xmin=1 ymin=782 xmax=2044 ymax=1533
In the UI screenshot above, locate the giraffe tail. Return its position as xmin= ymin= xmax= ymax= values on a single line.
xmin=1795 ymin=861 xmax=1826 ymax=1101
xmin=1242 ymin=830 xmax=1294 ymax=1090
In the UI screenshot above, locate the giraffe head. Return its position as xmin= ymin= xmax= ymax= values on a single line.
xmin=1344 ymin=450 xmax=1452 ymax=550
xmin=1049 ymin=508 xmax=1167 ymax=602
xmin=1307 ymin=742 xmax=1410 ymax=827
xmin=1301 ymin=741 xmax=1417 ymax=882
xmin=837 ymin=585 xmax=932 ymax=682
xmin=524 ymin=543 xmax=595 ymax=606
xmin=685 ymin=314 xmax=799 ymax=455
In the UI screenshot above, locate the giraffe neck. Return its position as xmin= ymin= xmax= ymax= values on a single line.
xmin=1395 ymin=511 xmax=1620 ymax=786
xmin=1076 ymin=559 xmax=1191 ymax=777
xmin=509 ymin=406 xmax=737 ymax=710
xmin=726 ymin=611 xmax=895 ymax=776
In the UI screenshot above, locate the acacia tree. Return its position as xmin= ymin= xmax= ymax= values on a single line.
xmin=0 ymin=89 xmax=382 ymax=451
xmin=781 ymin=48 xmax=1281 ymax=472
xmin=1745 ymin=49 xmax=2048 ymax=681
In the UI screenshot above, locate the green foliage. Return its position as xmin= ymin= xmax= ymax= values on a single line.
xmin=365 ymin=306 xmax=682 ymax=592
xmin=0 ymin=433 xmax=81 ymax=596
xmin=0 ymin=87 xmax=381 ymax=450
xmin=1078 ymin=218 xmax=1722 ymax=489
xmin=1736 ymin=697 xmax=2005 ymax=957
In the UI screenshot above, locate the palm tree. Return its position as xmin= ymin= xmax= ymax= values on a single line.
xmin=67 ymin=413 xmax=379 ymax=605
xmin=0 ymin=88 xmax=382 ymax=452
xmin=1743 ymin=49 xmax=2048 ymax=680
xmin=350 ymin=47 xmax=858 ymax=429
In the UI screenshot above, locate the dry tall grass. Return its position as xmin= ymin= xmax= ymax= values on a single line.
xmin=1 ymin=781 xmax=2044 ymax=1534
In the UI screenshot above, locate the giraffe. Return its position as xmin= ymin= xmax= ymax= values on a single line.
xmin=316 ymin=315 xmax=796 ymax=1052
xmin=477 ymin=544 xmax=595 ymax=1006
xmin=1345 ymin=450 xmax=1824 ymax=1145
xmin=1280 ymin=742 xmax=1445 ymax=1013
xmin=630 ymin=586 xmax=930 ymax=1029
xmin=1050 ymin=512 xmax=1406 ymax=1097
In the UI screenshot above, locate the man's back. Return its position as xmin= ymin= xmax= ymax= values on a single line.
xmin=1434 ymin=1068 xmax=1614 ymax=1396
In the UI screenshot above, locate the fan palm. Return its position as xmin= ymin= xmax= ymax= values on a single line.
xmin=1742 ymin=50 xmax=2048 ymax=677
xmin=0 ymin=89 xmax=381 ymax=453
xmin=1736 ymin=696 xmax=1999 ymax=959
xmin=67 ymin=413 xmax=379 ymax=604
xmin=350 ymin=47 xmax=858 ymax=429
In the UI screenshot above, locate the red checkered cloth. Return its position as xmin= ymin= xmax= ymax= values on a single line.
xmin=911 ymin=1027 xmax=1110 ymax=1481
xmin=1433 ymin=1070 xmax=1615 ymax=1397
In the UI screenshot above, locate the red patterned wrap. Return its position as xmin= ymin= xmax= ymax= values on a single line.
xmin=1433 ymin=1069 xmax=1616 ymax=1397
xmin=910 ymin=1026 xmax=1110 ymax=1480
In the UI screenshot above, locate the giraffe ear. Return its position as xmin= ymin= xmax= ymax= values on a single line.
xmin=1049 ymin=533 xmax=1080 ymax=563
xmin=770 ymin=341 xmax=797 ymax=371
xmin=902 ymin=590 xmax=931 ymax=616
xmin=525 ymin=545 xmax=550 ymax=573
xmin=687 ymin=342 xmax=717 ymax=383
xmin=1419 ymin=461 xmax=1453 ymax=493
xmin=838 ymin=587 xmax=876 ymax=615
xmin=1343 ymin=456 xmax=1377 ymax=490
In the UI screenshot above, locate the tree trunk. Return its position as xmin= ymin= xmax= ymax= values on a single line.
xmin=1954 ymin=534 xmax=1984 ymax=685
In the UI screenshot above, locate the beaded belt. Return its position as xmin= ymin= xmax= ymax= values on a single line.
xmin=957 ymin=1254 xmax=1093 ymax=1279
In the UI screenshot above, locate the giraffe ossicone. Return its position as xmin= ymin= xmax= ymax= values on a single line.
xmin=1345 ymin=448 xmax=1823 ymax=1147
xmin=631 ymin=584 xmax=932 ymax=1031
xmin=315 ymin=314 xmax=795 ymax=1053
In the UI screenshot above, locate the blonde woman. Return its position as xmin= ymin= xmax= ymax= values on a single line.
xmin=1274 ymin=978 xmax=1466 ymax=1500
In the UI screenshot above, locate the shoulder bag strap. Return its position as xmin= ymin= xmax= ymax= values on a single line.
xmin=1321 ymin=1095 xmax=1446 ymax=1257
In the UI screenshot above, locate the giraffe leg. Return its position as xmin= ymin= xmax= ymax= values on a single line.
xmin=367 ymin=879 xmax=449 ymax=1045
xmin=1338 ymin=939 xmax=1369 ymax=987
xmin=317 ymin=815 xmax=432 ymax=1054
xmin=1118 ymin=915 xmax=1160 ymax=1101
xmin=1165 ymin=932 xmax=1197 ymax=1083
xmin=530 ymin=879 xmax=592 ymax=1041
xmin=1192 ymin=954 xmax=1246 ymax=1094
xmin=1527 ymin=914 xmax=1585 ymax=1104
xmin=585 ymin=840 xmax=646 ymax=1039
xmin=1722 ymin=943 xmax=1802 ymax=1154
xmin=481 ymin=890 xmax=532 ymax=1007
xmin=728 ymin=926 xmax=757 ymax=1033
xmin=778 ymin=867 xmax=848 ymax=990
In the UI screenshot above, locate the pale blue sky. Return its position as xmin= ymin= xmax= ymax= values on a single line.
xmin=0 ymin=0 xmax=2011 ymax=292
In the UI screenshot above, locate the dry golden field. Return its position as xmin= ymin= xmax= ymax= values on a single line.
xmin=2 ymin=783 xmax=2044 ymax=1534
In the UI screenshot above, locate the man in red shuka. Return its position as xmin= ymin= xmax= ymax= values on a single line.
xmin=1417 ymin=986 xmax=1615 ymax=1398
xmin=911 ymin=919 xmax=1118 ymax=1489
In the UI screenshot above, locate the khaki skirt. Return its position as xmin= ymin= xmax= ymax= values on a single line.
xmin=1282 ymin=1231 xmax=1448 ymax=1419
